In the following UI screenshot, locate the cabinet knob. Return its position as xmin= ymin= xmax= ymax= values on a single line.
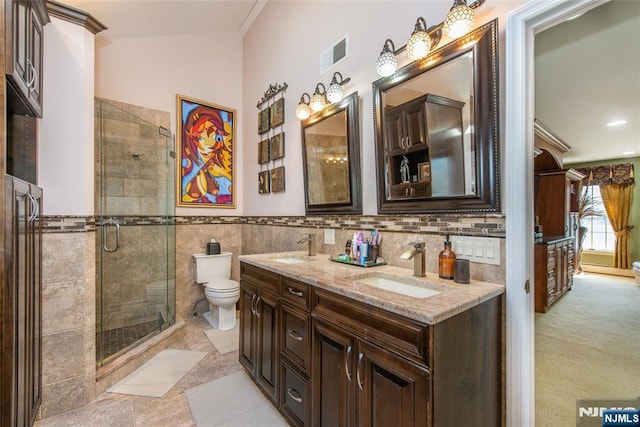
xmin=287 ymin=287 xmax=303 ymax=297
xmin=287 ymin=329 xmax=303 ymax=342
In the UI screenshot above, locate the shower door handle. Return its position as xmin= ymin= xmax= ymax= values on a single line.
xmin=103 ymin=223 xmax=120 ymax=253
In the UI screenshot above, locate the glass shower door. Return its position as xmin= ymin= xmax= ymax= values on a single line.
xmin=95 ymin=99 xmax=176 ymax=367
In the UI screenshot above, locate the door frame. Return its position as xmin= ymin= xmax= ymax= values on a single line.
xmin=505 ymin=0 xmax=609 ymax=425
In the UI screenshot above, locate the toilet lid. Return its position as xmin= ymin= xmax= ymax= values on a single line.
xmin=205 ymin=279 xmax=239 ymax=291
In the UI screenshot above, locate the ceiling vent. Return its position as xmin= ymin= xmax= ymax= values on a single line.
xmin=320 ymin=35 xmax=348 ymax=75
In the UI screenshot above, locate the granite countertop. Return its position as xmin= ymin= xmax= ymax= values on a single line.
xmin=238 ymin=251 xmax=505 ymax=325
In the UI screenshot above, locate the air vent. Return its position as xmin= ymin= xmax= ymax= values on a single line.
xmin=320 ymin=35 xmax=348 ymax=74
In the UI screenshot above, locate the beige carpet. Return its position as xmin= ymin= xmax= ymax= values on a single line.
xmin=107 ymin=349 xmax=207 ymax=398
xmin=536 ymin=273 xmax=640 ymax=426
xmin=185 ymin=370 xmax=288 ymax=426
xmin=204 ymin=324 xmax=239 ymax=354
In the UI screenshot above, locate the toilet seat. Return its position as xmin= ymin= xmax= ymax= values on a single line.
xmin=204 ymin=279 xmax=239 ymax=292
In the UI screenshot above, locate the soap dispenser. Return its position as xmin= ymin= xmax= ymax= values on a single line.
xmin=438 ymin=235 xmax=456 ymax=280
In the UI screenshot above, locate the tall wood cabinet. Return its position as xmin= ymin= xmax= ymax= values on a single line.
xmin=2 ymin=175 xmax=43 ymax=427
xmin=535 ymin=168 xmax=584 ymax=237
xmin=535 ymin=237 xmax=574 ymax=313
xmin=5 ymin=0 xmax=50 ymax=117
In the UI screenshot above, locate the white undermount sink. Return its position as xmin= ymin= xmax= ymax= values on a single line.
xmin=273 ymin=256 xmax=316 ymax=264
xmin=356 ymin=275 xmax=442 ymax=299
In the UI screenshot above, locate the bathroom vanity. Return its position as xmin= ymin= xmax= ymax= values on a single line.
xmin=238 ymin=252 xmax=504 ymax=427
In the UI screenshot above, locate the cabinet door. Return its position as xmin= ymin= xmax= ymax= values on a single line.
xmin=385 ymin=110 xmax=405 ymax=153
xmin=312 ymin=319 xmax=356 ymax=427
xmin=356 ymin=339 xmax=430 ymax=427
xmin=27 ymin=6 xmax=44 ymax=114
xmin=8 ymin=0 xmax=31 ymax=95
xmin=239 ymin=284 xmax=257 ymax=373
xmin=403 ymin=104 xmax=427 ymax=149
xmin=255 ymin=292 xmax=279 ymax=402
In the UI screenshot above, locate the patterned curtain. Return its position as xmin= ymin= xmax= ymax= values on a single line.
xmin=576 ymin=163 xmax=635 ymax=186
xmin=599 ymin=183 xmax=635 ymax=269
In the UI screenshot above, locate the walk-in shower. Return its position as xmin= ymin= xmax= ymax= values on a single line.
xmin=95 ymin=98 xmax=176 ymax=367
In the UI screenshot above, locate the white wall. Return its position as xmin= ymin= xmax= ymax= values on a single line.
xmin=241 ymin=0 xmax=522 ymax=216
xmin=40 ymin=16 xmax=95 ymax=215
xmin=94 ymin=31 xmax=243 ymax=216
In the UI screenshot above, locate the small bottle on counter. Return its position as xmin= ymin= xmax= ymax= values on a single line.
xmin=438 ymin=235 xmax=456 ymax=280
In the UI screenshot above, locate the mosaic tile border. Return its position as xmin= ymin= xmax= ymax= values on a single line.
xmin=44 ymin=214 xmax=505 ymax=238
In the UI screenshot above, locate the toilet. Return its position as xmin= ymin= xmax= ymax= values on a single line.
xmin=192 ymin=252 xmax=240 ymax=330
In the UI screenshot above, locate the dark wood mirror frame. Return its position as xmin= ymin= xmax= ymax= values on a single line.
xmin=373 ymin=18 xmax=500 ymax=214
xmin=301 ymin=91 xmax=362 ymax=214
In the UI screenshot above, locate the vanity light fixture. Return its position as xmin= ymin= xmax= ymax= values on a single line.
xmin=326 ymin=72 xmax=351 ymax=103
xmin=406 ymin=17 xmax=432 ymax=60
xmin=310 ymin=83 xmax=328 ymax=112
xmin=295 ymin=93 xmax=311 ymax=120
xmin=376 ymin=39 xmax=398 ymax=77
xmin=443 ymin=0 xmax=475 ymax=39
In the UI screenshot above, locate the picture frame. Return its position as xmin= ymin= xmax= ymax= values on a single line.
xmin=258 ymin=170 xmax=270 ymax=194
xmin=270 ymin=98 xmax=285 ymax=128
xmin=258 ymin=139 xmax=270 ymax=164
xmin=271 ymin=166 xmax=285 ymax=193
xmin=258 ymin=107 xmax=270 ymax=134
xmin=177 ymin=94 xmax=236 ymax=208
xmin=418 ymin=161 xmax=432 ymax=182
xmin=270 ymin=132 xmax=285 ymax=161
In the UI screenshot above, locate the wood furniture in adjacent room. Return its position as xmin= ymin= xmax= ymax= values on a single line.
xmin=534 ymin=237 xmax=575 ymax=313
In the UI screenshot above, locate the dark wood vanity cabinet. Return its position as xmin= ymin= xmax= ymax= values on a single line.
xmin=2 ymin=175 xmax=43 ymax=427
xmin=240 ymin=263 xmax=502 ymax=427
xmin=535 ymin=237 xmax=575 ymax=313
xmin=5 ymin=0 xmax=49 ymax=117
xmin=239 ymin=263 xmax=280 ymax=403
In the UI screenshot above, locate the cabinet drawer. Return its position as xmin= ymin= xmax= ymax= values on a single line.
xmin=281 ymin=303 xmax=310 ymax=374
xmin=241 ymin=262 xmax=280 ymax=295
xmin=312 ymin=289 xmax=429 ymax=366
xmin=281 ymin=277 xmax=310 ymax=310
xmin=280 ymin=360 xmax=309 ymax=427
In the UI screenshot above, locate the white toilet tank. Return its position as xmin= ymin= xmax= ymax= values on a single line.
xmin=192 ymin=252 xmax=232 ymax=284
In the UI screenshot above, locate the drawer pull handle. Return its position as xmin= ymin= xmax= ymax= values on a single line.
xmin=356 ymin=352 xmax=364 ymax=390
xmin=255 ymin=296 xmax=262 ymax=318
xmin=250 ymin=294 xmax=257 ymax=316
xmin=287 ymin=329 xmax=303 ymax=342
xmin=345 ymin=345 xmax=352 ymax=381
xmin=287 ymin=387 xmax=303 ymax=403
xmin=287 ymin=287 xmax=304 ymax=297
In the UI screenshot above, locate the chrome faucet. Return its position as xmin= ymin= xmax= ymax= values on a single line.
xmin=297 ymin=233 xmax=316 ymax=256
xmin=401 ymin=242 xmax=426 ymax=277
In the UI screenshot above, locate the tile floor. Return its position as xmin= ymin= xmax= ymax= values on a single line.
xmin=35 ymin=316 xmax=269 ymax=427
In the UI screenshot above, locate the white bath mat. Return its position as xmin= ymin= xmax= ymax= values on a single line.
xmin=204 ymin=324 xmax=239 ymax=354
xmin=107 ymin=349 xmax=207 ymax=398
xmin=185 ymin=370 xmax=288 ymax=426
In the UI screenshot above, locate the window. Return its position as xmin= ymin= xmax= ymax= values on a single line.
xmin=581 ymin=185 xmax=615 ymax=251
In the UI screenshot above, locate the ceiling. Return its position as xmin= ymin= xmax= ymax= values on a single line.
xmin=535 ymin=0 xmax=640 ymax=165
xmin=59 ymin=0 xmax=263 ymax=38
xmin=58 ymin=1 xmax=638 ymax=165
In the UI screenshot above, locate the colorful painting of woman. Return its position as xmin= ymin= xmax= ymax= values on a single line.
xmin=177 ymin=95 xmax=236 ymax=207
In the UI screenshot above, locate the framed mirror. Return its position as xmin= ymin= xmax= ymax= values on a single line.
xmin=301 ymin=91 xmax=362 ymax=214
xmin=373 ymin=18 xmax=499 ymax=214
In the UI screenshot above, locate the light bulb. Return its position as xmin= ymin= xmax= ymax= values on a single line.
xmin=444 ymin=0 xmax=474 ymax=39
xmin=310 ymin=93 xmax=326 ymax=112
xmin=326 ymin=81 xmax=344 ymax=103
xmin=376 ymin=50 xmax=397 ymax=77
xmin=406 ymin=30 xmax=432 ymax=60
xmin=296 ymin=102 xmax=310 ymax=120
